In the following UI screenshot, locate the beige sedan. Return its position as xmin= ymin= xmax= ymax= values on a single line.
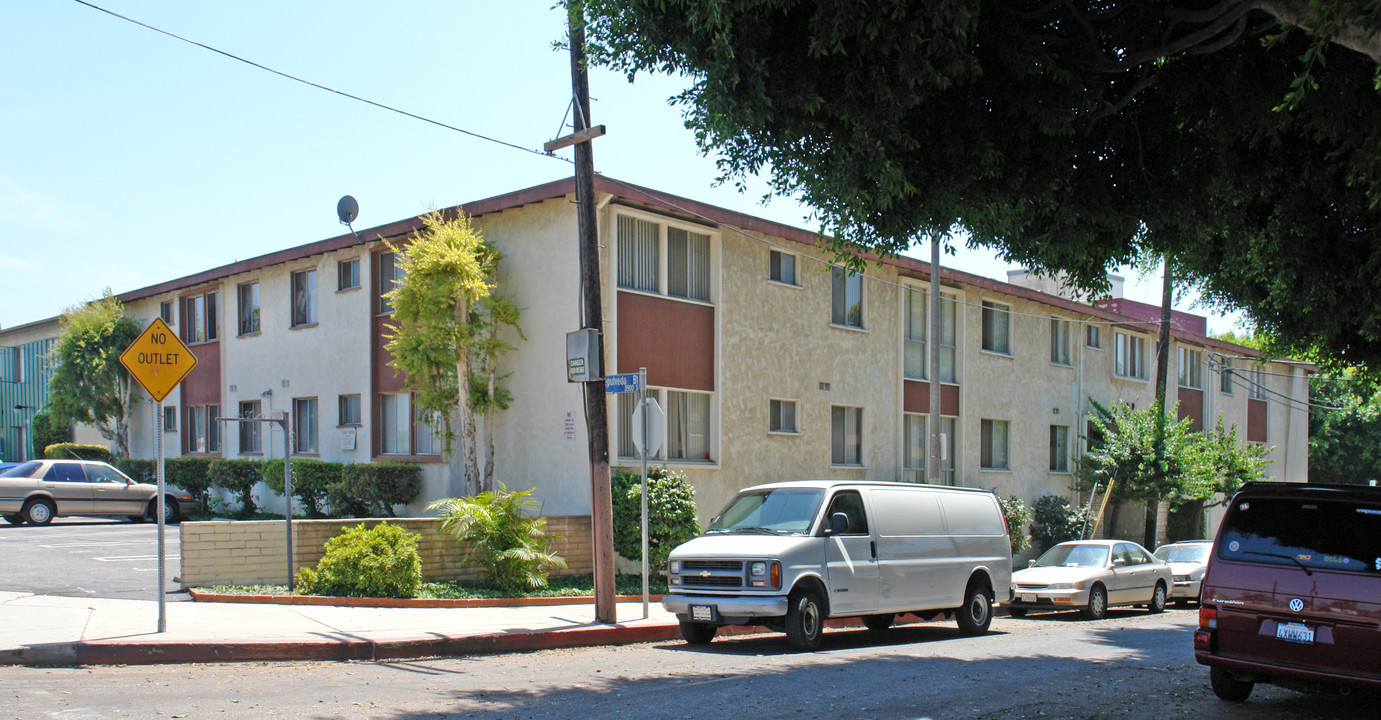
xmin=0 ymin=459 xmax=195 ymax=525
xmin=1007 ymin=539 xmax=1173 ymax=619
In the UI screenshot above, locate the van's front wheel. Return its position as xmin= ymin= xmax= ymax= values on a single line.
xmin=678 ymin=621 xmax=717 ymax=645
xmin=956 ymin=581 xmax=993 ymax=635
xmin=784 ymin=589 xmax=825 ymax=651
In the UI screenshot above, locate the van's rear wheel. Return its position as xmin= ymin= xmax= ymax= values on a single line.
xmin=956 ymin=581 xmax=993 ymax=635
xmin=1209 ymin=667 xmax=1254 ymax=702
xmin=678 ymin=621 xmax=717 ymax=645
xmin=861 ymin=613 xmax=894 ymax=633
xmin=784 ymin=589 xmax=825 ymax=651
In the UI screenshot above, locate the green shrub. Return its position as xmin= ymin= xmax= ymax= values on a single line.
xmin=428 ymin=484 xmax=567 ymax=592
xmin=115 ymin=458 xmax=155 ymax=484
xmin=207 ymin=459 xmax=264 ymax=518
xmin=31 ymin=412 xmax=72 ymax=457
xmin=43 ymin=443 xmax=113 ymax=462
xmin=164 ymin=457 xmax=214 ymax=513
xmin=263 ymin=459 xmax=340 ymax=518
xmin=995 ymin=493 xmax=1032 ymax=555
xmin=293 ymin=521 xmax=423 ymax=598
xmin=611 ymin=466 xmax=700 ymax=571
xmin=1029 ymin=495 xmax=1093 ymax=553
xmin=335 ymin=462 xmax=422 ymax=517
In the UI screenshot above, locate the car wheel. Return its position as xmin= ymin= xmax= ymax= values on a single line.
xmin=1148 ymin=582 xmax=1168 ymax=614
xmin=2 ymin=513 xmax=24 ymax=525
xmin=21 ymin=498 xmax=55 ymax=526
xmin=784 ymin=589 xmax=825 ymax=651
xmin=1210 ymin=667 xmax=1254 ymax=702
xmin=678 ymin=620 xmax=717 ymax=645
xmin=956 ymin=581 xmax=994 ymax=635
xmin=1083 ymin=584 xmax=1108 ymax=620
xmin=1008 ymin=608 xmax=1028 ymax=618
xmin=862 ymin=613 xmax=894 ymax=632
xmin=146 ymin=497 xmax=181 ymax=524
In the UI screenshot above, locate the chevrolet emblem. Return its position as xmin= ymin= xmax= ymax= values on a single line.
xmin=700 ymin=571 xmax=712 ymax=577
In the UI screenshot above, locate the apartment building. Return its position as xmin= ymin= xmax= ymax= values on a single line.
xmin=1 ymin=177 xmax=1310 ymax=528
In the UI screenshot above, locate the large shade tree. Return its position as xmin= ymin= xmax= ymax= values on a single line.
xmin=573 ymin=0 xmax=1381 ymax=364
xmin=46 ymin=290 xmax=140 ymax=459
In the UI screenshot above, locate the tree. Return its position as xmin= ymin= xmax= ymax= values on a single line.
xmin=385 ymin=210 xmax=500 ymax=496
xmin=575 ymin=0 xmax=1381 ymax=364
xmin=1308 ymin=367 xmax=1381 ymax=484
xmin=468 ymin=287 xmax=524 ymax=490
xmin=29 ymin=412 xmax=71 ymax=457
xmin=46 ymin=290 xmax=140 ymax=459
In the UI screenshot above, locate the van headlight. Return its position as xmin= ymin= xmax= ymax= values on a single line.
xmin=669 ymin=560 xmax=680 ymax=574
xmin=749 ymin=561 xmax=781 ymax=589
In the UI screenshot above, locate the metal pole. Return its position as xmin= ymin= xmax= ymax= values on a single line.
xmin=282 ymin=413 xmax=294 ymax=591
xmin=639 ymin=367 xmax=649 ymax=619
xmin=928 ymin=235 xmax=943 ymax=485
xmin=155 ymin=399 xmax=166 ymax=633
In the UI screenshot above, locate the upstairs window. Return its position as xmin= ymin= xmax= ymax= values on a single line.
xmin=291 ymin=269 xmax=317 ymax=327
xmin=181 ymin=291 xmax=218 ymax=344
xmin=1248 ymin=365 xmax=1268 ymax=400
xmin=378 ymin=251 xmax=405 ymax=314
xmin=904 ymin=287 xmax=957 ymax=382
xmin=617 ymin=214 xmax=712 ymax=302
xmin=1220 ymin=359 xmax=1234 ymax=394
xmin=338 ymin=258 xmax=360 ymax=291
xmin=159 ymin=301 xmax=174 ymax=324
xmin=1050 ymin=318 xmax=1072 ymax=365
xmin=1178 ymin=348 xmax=1204 ymax=389
xmin=1086 ymin=325 xmax=1102 ymax=349
xmin=1115 ymin=332 xmax=1147 ymax=379
xmin=981 ymin=301 xmax=1010 ymax=354
xmin=769 ymin=250 xmax=797 ymax=286
xmin=769 ymin=399 xmax=798 ymax=434
xmin=980 ymin=419 xmax=1010 ymax=470
xmin=237 ymin=282 xmax=260 ymax=336
xmin=831 ymin=267 xmax=864 ymax=329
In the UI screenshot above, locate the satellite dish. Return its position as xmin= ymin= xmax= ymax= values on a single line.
xmin=337 ymin=195 xmax=359 ymax=225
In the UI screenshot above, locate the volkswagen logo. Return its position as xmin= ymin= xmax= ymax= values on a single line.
xmin=1288 ymin=598 xmax=1304 ymax=612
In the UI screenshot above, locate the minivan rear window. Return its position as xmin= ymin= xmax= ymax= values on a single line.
xmin=1218 ymin=497 xmax=1381 ymax=575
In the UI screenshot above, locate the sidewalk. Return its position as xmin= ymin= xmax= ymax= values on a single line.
xmin=0 ymin=591 xmax=690 ymax=667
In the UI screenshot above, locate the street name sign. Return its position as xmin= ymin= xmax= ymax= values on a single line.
xmin=605 ymin=372 xmax=642 ymax=394
xmin=118 ymin=317 xmax=198 ymax=402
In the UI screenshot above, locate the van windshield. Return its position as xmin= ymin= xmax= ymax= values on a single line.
xmin=1219 ymin=497 xmax=1381 ymax=574
xmin=706 ymin=487 xmax=825 ymax=535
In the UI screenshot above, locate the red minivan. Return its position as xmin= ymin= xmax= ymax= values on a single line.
xmin=1195 ymin=481 xmax=1381 ymax=700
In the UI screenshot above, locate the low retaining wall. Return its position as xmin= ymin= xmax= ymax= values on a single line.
xmin=178 ymin=516 xmax=593 ymax=587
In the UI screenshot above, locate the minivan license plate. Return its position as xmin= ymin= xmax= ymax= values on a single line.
xmin=1276 ymin=622 xmax=1315 ymax=645
xmin=691 ymin=605 xmax=714 ymax=622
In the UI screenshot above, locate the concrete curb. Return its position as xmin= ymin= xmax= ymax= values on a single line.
xmin=186 ymin=587 xmax=666 ymax=608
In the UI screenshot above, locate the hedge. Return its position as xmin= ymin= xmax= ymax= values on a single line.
xmin=206 ymin=459 xmax=264 ymax=517
xmin=43 ymin=443 xmax=114 ymax=463
xmin=263 ymin=458 xmax=340 ymax=518
xmin=335 ymin=462 xmax=423 ymax=518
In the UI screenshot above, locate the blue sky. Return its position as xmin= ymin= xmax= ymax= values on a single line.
xmin=1 ymin=1 xmax=1239 ymax=332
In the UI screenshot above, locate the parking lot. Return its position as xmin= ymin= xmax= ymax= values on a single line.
xmin=0 ymin=518 xmax=186 ymax=601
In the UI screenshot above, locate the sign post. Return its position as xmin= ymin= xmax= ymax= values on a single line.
xmin=627 ymin=372 xmax=665 ymax=619
xmin=118 ymin=317 xmax=197 ymax=633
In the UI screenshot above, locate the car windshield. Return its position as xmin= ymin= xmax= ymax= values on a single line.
xmin=0 ymin=461 xmax=41 ymax=478
xmin=1155 ymin=545 xmax=1211 ymax=563
xmin=706 ymin=487 xmax=825 ymax=535
xmin=1218 ymin=497 xmax=1381 ymax=574
xmin=1033 ymin=544 xmax=1109 ymax=568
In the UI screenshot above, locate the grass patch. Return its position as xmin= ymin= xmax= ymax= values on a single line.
xmin=203 ymin=573 xmax=669 ymax=600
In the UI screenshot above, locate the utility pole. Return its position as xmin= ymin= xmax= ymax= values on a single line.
xmin=562 ymin=5 xmax=616 ymax=624
xmin=1150 ymin=261 xmax=1174 ymax=549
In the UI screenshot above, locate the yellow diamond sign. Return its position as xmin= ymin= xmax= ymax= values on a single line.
xmin=119 ymin=317 xmax=198 ymax=403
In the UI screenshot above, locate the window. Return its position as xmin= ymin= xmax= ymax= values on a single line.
xmin=1248 ymin=365 xmax=1267 ymax=400
xmin=379 ymin=393 xmax=440 ymax=456
xmin=338 ymin=258 xmax=360 ymax=291
xmin=1115 ymin=332 xmax=1147 ymax=379
xmin=1178 ymin=348 xmax=1203 ymax=389
xmin=237 ymin=282 xmax=260 ymax=335
xmin=980 ymin=419 xmax=1009 ymax=470
xmin=185 ymin=405 xmax=220 ymax=454
xmin=293 ymin=398 xmax=318 ymax=454
xmin=769 ymin=250 xmax=797 ymax=286
xmin=825 ymin=490 xmax=869 ymax=535
xmin=831 ymin=406 xmax=863 ymax=465
xmin=616 ymin=390 xmax=662 ymax=460
xmin=831 ymin=267 xmax=864 ymax=329
xmin=163 ymin=406 xmax=177 ymax=432
xmin=902 ymin=413 xmax=957 ymax=484
xmin=769 ymin=399 xmax=798 ymax=434
xmin=378 ymin=252 xmax=404 ymax=314
xmin=291 ymin=269 xmax=317 ymax=327
xmin=1220 ymin=359 xmax=1234 ymax=394
xmin=413 ymin=404 xmax=441 ymax=456
xmin=159 ymin=301 xmax=174 ymax=324
xmin=616 ymin=214 xmax=712 ymax=302
xmin=238 ymin=400 xmax=262 ymax=454
xmin=1050 ymin=318 xmax=1072 ymax=365
xmin=181 ymin=291 xmax=218 ymax=343
xmin=667 ymin=227 xmax=711 ymax=301
xmin=667 ymin=390 xmax=711 ymax=461
xmin=338 ymin=394 xmax=361 ymax=426
xmin=1050 ymin=425 xmax=1069 ymax=472
xmin=617 ymin=215 xmax=660 ymax=293
xmin=1086 ymin=324 xmax=1102 ymax=349
xmin=904 ymin=288 xmax=927 ymax=380
xmin=981 ymin=301 xmax=1010 ymax=354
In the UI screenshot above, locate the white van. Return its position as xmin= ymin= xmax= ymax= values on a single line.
xmin=662 ymin=480 xmax=1013 ymax=650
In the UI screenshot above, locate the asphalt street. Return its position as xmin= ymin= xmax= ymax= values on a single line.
xmin=0 ymin=518 xmax=186 ymax=601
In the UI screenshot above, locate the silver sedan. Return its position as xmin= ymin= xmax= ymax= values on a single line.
xmin=0 ymin=459 xmax=195 ymax=525
xmin=1007 ymin=539 xmax=1173 ymax=619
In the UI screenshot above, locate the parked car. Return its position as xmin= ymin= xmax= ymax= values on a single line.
xmin=0 ymin=459 xmax=196 ymax=525
xmin=1007 ymin=539 xmax=1172 ymax=619
xmin=1153 ymin=540 xmax=1213 ymax=605
xmin=1195 ymin=482 xmax=1381 ymax=701
xmin=662 ymin=480 xmax=1013 ymax=650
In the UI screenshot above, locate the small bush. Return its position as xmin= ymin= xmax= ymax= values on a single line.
xmin=293 ymin=521 xmax=423 ymax=598
xmin=611 ymin=466 xmax=700 ymax=571
xmin=1029 ymin=495 xmax=1093 ymax=553
xmin=31 ymin=413 xmax=72 ymax=456
xmin=207 ymin=459 xmax=264 ymax=518
xmin=429 ymin=485 xmax=567 ymax=592
xmin=164 ymin=457 xmax=214 ymax=513
xmin=995 ymin=494 xmax=1032 ymax=555
xmin=335 ymin=462 xmax=422 ymax=517
xmin=263 ymin=458 xmax=340 ymax=518
xmin=43 ymin=443 xmax=113 ymax=463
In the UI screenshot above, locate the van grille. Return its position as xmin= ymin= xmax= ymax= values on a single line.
xmin=678 ymin=559 xmax=746 ymax=589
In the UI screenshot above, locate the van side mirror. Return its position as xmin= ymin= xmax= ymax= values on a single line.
xmin=827 ymin=512 xmax=850 ymax=535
